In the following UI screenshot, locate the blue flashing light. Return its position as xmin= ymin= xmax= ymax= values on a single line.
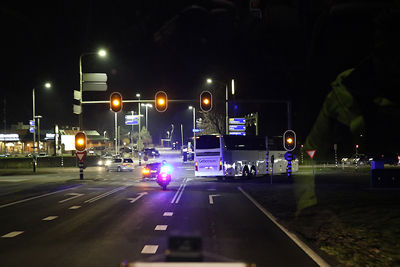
xmin=161 ymin=164 xmax=173 ymax=174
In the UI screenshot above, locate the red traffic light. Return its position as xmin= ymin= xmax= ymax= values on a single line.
xmin=200 ymin=91 xmax=212 ymax=112
xmin=283 ymin=130 xmax=296 ymax=151
xmin=110 ymin=92 xmax=123 ymax=112
xmin=155 ymin=91 xmax=168 ymax=112
xmin=75 ymin=132 xmax=87 ymax=152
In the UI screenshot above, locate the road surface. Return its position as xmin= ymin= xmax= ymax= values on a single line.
xmin=0 ymin=151 xmax=323 ymax=266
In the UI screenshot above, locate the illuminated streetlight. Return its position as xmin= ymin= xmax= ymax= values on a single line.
xmin=206 ymin=78 xmax=213 ymax=84
xmin=98 ymin=49 xmax=107 ymax=57
xmin=44 ymin=82 xmax=52 ymax=89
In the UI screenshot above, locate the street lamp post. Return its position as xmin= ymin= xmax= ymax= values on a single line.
xmin=141 ymin=104 xmax=153 ymax=129
xmin=32 ymin=82 xmax=51 ymax=172
xmin=207 ymin=78 xmax=235 ymax=135
xmin=136 ymin=93 xmax=142 ymax=166
xmin=79 ymin=49 xmax=106 ymax=129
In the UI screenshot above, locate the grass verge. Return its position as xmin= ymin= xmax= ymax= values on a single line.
xmin=242 ymin=166 xmax=400 ymax=266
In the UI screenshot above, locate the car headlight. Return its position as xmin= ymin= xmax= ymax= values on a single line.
xmin=105 ymin=160 xmax=112 ymax=165
xmin=98 ymin=160 xmax=103 ymax=165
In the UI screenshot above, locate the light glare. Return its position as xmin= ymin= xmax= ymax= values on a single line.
xmin=98 ymin=49 xmax=107 ymax=57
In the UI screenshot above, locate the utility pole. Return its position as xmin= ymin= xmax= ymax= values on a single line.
xmin=114 ymin=112 xmax=118 ymax=155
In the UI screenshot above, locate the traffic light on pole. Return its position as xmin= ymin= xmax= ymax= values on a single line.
xmin=75 ymin=132 xmax=87 ymax=151
xmin=110 ymin=92 xmax=123 ymax=112
xmin=200 ymin=91 xmax=212 ymax=112
xmin=283 ymin=130 xmax=296 ymax=151
xmin=155 ymin=91 xmax=168 ymax=112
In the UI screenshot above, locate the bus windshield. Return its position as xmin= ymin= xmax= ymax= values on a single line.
xmin=196 ymin=135 xmax=220 ymax=149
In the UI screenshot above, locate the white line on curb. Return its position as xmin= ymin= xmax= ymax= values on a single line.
xmin=237 ymin=186 xmax=330 ymax=267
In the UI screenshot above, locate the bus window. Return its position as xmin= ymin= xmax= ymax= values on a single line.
xmin=196 ymin=135 xmax=220 ymax=149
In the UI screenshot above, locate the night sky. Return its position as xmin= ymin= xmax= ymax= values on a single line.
xmin=1 ymin=1 xmax=398 ymax=152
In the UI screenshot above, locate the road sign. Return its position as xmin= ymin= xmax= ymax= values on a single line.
xmin=229 ymin=118 xmax=246 ymax=124
xmin=229 ymin=131 xmax=246 ymax=136
xmin=74 ymin=90 xmax=82 ymax=101
xmin=125 ymin=115 xmax=139 ymax=125
xmin=73 ymin=104 xmax=82 ymax=114
xmin=306 ymin=150 xmax=316 ymax=159
xmin=76 ymin=151 xmax=86 ymax=162
xmin=229 ymin=125 xmax=246 ymax=131
xmin=29 ymin=120 xmax=35 ymax=126
xmin=29 ymin=127 xmax=35 ymax=133
xmin=82 ymin=73 xmax=108 ymax=92
xmin=83 ymin=73 xmax=107 ymax=82
xmin=192 ymin=128 xmax=203 ymax=133
xmin=83 ymin=82 xmax=107 ymax=92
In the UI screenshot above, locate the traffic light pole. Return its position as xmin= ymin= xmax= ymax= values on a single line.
xmin=225 ymin=84 xmax=228 ymax=135
xmin=114 ymin=112 xmax=118 ymax=155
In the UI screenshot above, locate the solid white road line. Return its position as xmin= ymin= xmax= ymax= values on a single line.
xmin=42 ymin=216 xmax=58 ymax=221
xmin=2 ymin=231 xmax=24 ymax=238
xmin=0 ymin=187 xmax=77 ymax=209
xmin=170 ymin=183 xmax=184 ymax=204
xmin=84 ymin=187 xmax=126 ymax=203
xmin=237 ymin=187 xmax=330 ymax=267
xmin=175 ymin=183 xmax=187 ymax=204
xmin=69 ymin=206 xmax=81 ymax=210
xmin=141 ymin=245 xmax=159 ymax=254
xmin=163 ymin=212 xmax=173 ymax=216
xmin=59 ymin=193 xmax=84 ymax=203
xmin=209 ymin=194 xmax=221 ymax=205
xmin=154 ymin=225 xmax=168 ymax=231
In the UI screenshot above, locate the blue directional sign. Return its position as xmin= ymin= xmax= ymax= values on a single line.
xmin=229 ymin=118 xmax=246 ymax=124
xmin=29 ymin=120 xmax=35 ymax=126
xmin=229 ymin=131 xmax=246 ymax=136
xmin=125 ymin=115 xmax=139 ymax=125
xmin=29 ymin=127 xmax=35 ymax=133
xmin=229 ymin=125 xmax=246 ymax=131
xmin=192 ymin=129 xmax=203 ymax=133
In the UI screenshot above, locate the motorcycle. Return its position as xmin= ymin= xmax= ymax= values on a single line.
xmin=157 ymin=163 xmax=172 ymax=190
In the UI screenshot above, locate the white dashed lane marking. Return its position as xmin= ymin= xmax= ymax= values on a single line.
xmin=69 ymin=206 xmax=81 ymax=210
xmin=154 ymin=225 xmax=168 ymax=231
xmin=141 ymin=245 xmax=158 ymax=254
xmin=2 ymin=231 xmax=24 ymax=238
xmin=163 ymin=212 xmax=173 ymax=216
xmin=42 ymin=216 xmax=58 ymax=221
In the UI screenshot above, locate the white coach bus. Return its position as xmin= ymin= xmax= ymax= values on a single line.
xmin=194 ymin=135 xmax=298 ymax=177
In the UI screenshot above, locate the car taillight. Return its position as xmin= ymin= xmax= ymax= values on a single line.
xmin=142 ymin=168 xmax=150 ymax=174
xmin=195 ymin=161 xmax=198 ymax=171
xmin=122 ymin=163 xmax=127 ymax=166
xmin=219 ymin=159 xmax=223 ymax=171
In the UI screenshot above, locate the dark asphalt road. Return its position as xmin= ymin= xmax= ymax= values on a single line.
xmin=0 ymin=152 xmax=323 ymax=267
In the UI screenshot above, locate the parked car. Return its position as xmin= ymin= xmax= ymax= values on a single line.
xmin=368 ymin=153 xmax=399 ymax=165
xmin=142 ymin=162 xmax=162 ymax=179
xmin=143 ymin=148 xmax=160 ymax=158
xmin=341 ymin=154 xmax=369 ymax=165
xmin=106 ymin=158 xmax=134 ymax=172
